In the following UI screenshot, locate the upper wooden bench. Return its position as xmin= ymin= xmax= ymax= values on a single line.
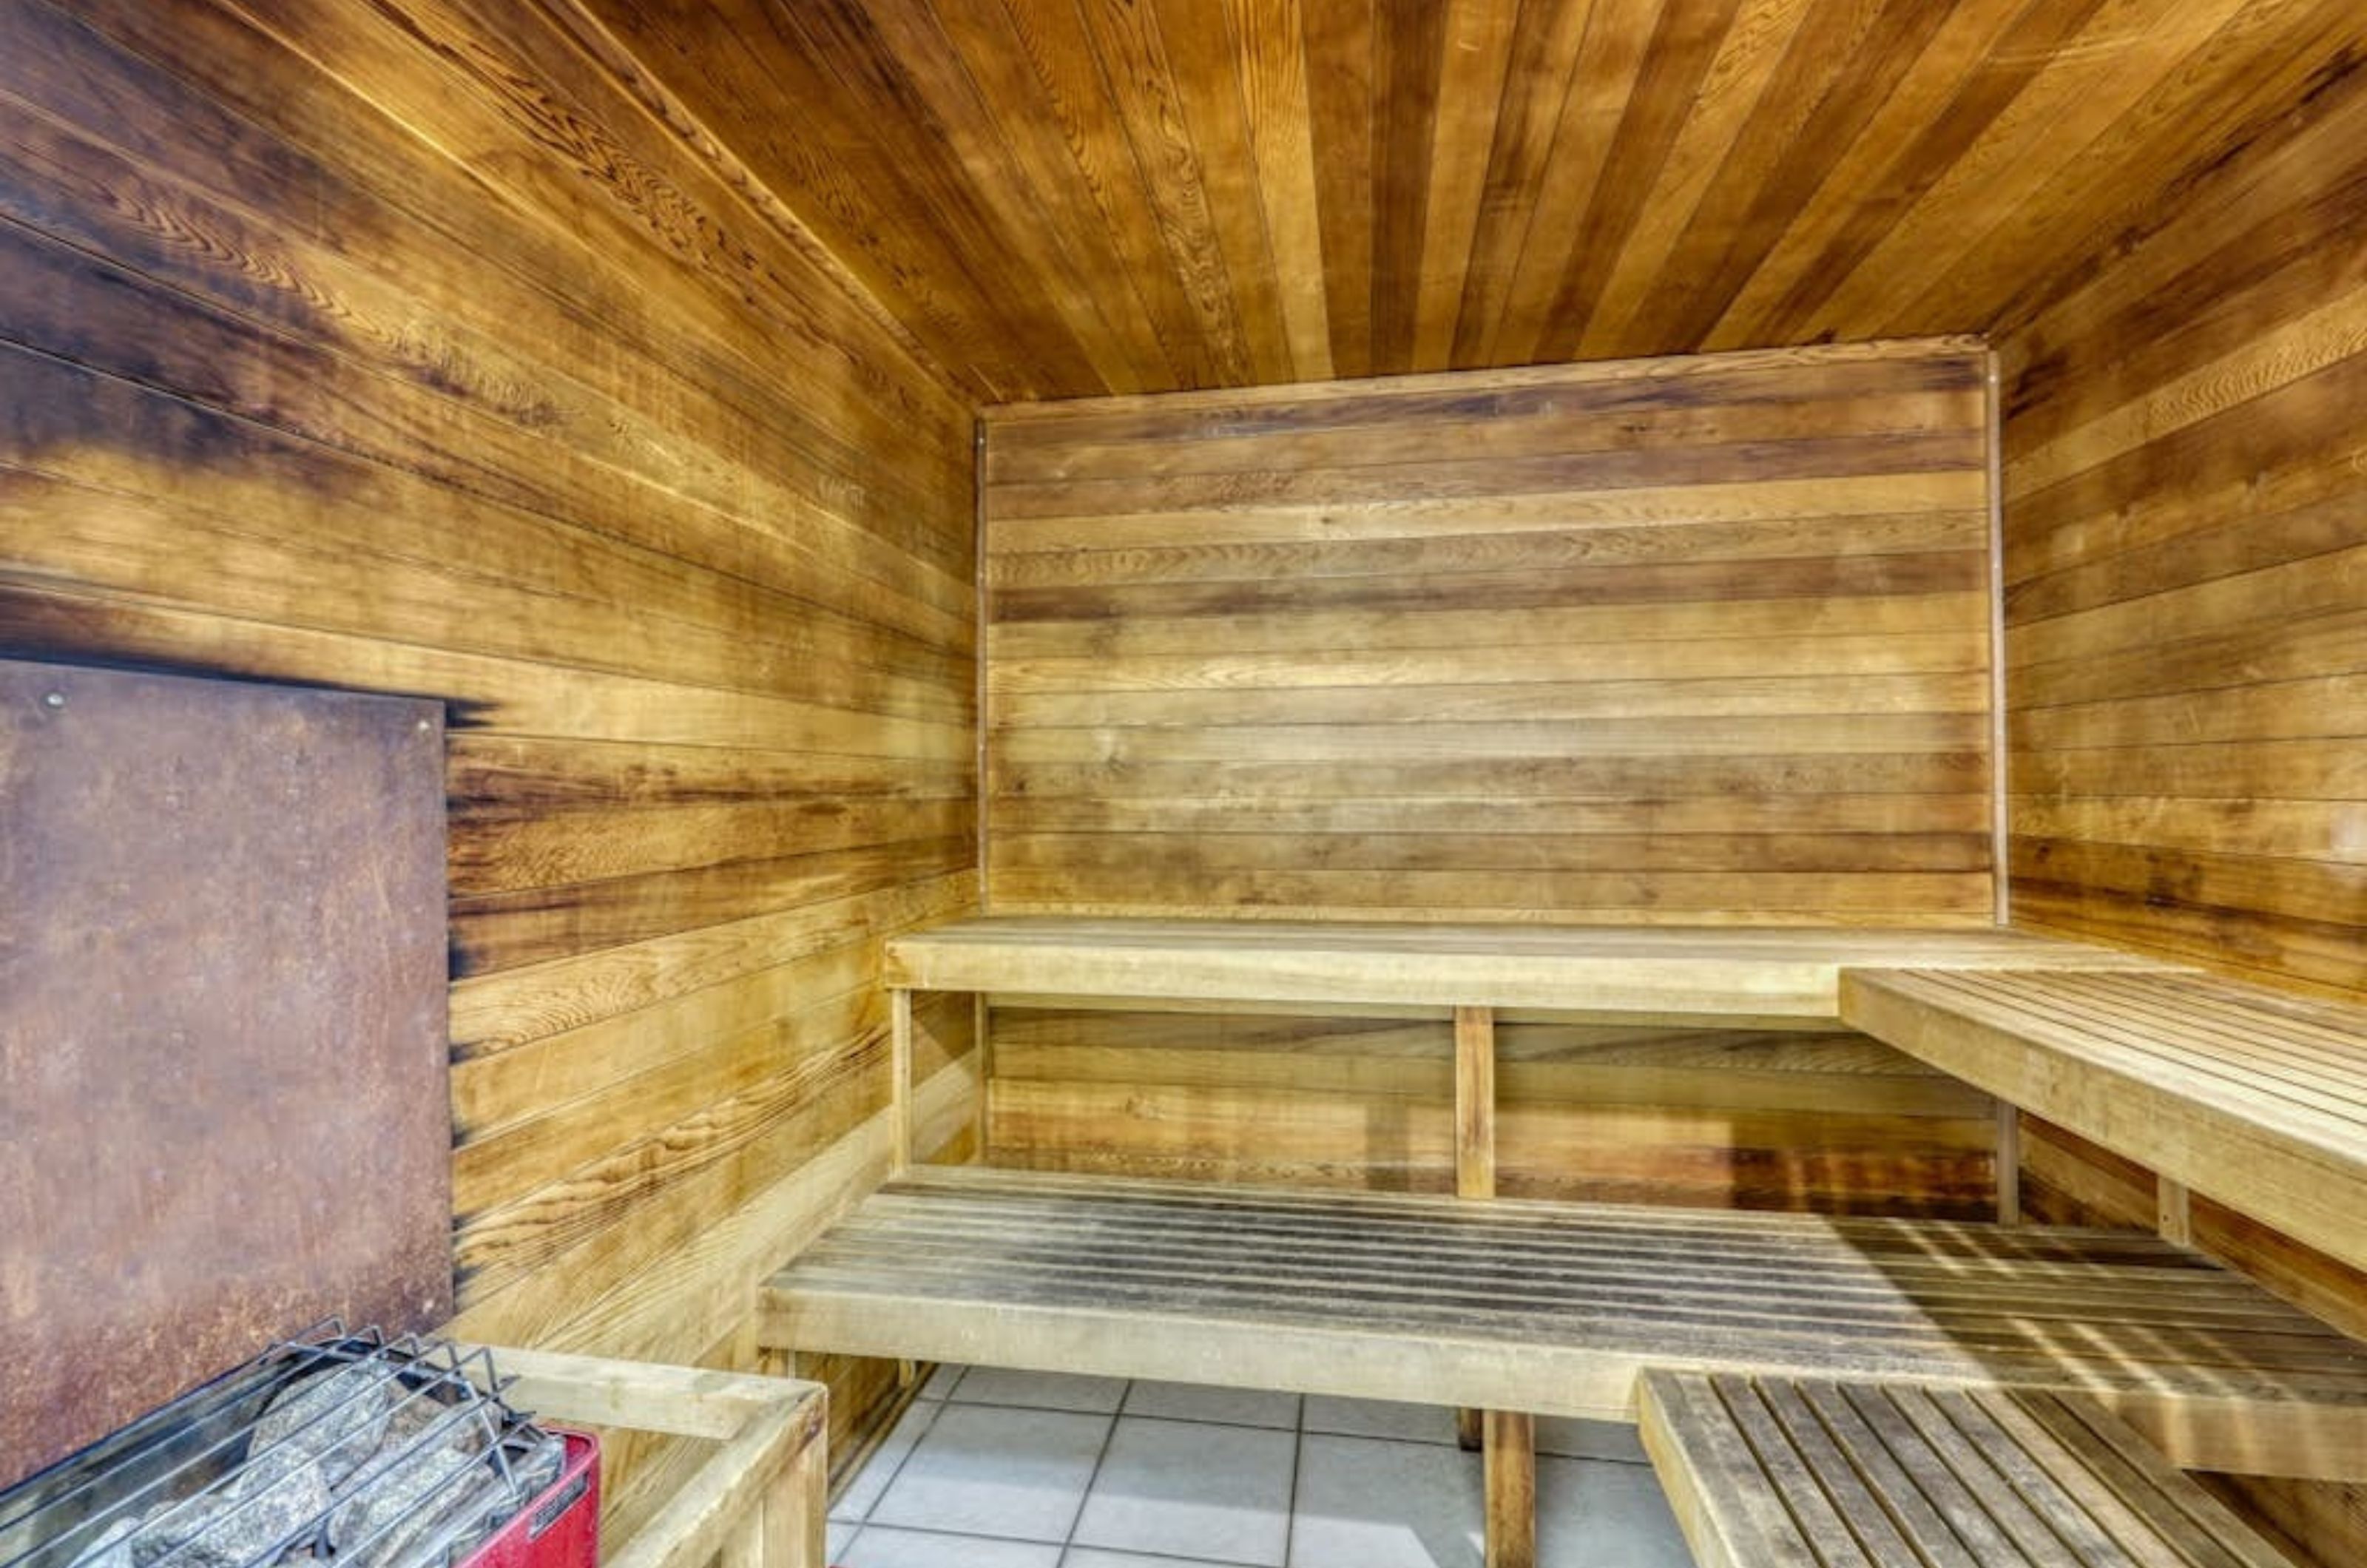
xmin=885 ymin=916 xmax=2171 ymax=1022
xmin=1843 ymin=967 xmax=2367 ymax=1277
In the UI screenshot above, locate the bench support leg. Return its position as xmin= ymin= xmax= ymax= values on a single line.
xmin=1995 ymin=1102 xmax=2021 ymax=1225
xmin=890 ymin=987 xmax=914 ymax=1176
xmin=1456 ymin=1406 xmax=1485 ymax=1451
xmin=2158 ymin=1176 xmax=2192 ymax=1245
xmin=1454 ymin=1006 xmax=1498 ymax=1453
xmin=1483 ymin=1409 xmax=1536 ymax=1568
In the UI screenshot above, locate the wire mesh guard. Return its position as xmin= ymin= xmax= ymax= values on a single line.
xmin=0 ymin=1328 xmax=586 ymax=1568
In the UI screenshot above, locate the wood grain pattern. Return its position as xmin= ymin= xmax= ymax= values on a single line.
xmin=763 ymin=1166 xmax=2367 ymax=1481
xmin=1991 ymin=44 xmax=2367 ymax=1561
xmin=1842 ymin=969 xmax=2367 ymax=1278
xmin=0 ymin=0 xmax=976 ymax=1445
xmin=1639 ymin=1371 xmax=2295 ymax=1568
xmin=982 ymin=344 xmax=1999 ymax=925
xmin=1997 ymin=18 xmax=2367 ymax=1003
xmin=562 ymin=1 xmax=2367 ymax=403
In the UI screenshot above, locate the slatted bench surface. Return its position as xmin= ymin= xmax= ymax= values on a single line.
xmin=760 ymin=1166 xmax=2367 ymax=1479
xmin=885 ymin=917 xmax=2175 ymax=1019
xmin=1639 ymin=1370 xmax=2292 ymax=1568
xmin=1843 ymin=969 xmax=2367 ymax=1278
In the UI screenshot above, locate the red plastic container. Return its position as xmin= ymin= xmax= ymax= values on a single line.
xmin=456 ymin=1431 xmax=600 ymax=1568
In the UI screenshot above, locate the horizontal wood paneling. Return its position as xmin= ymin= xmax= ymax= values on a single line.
xmin=564 ymin=0 xmax=2367 ymax=402
xmin=982 ymin=342 xmax=1998 ymax=925
xmin=0 ymin=0 xmax=977 ymax=1421
xmin=988 ymin=1007 xmax=2000 ymax=1219
xmin=1999 ymin=27 xmax=2367 ymax=1002
xmin=1998 ymin=48 xmax=2367 ymax=1547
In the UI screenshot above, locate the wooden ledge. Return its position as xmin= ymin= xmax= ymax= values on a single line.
xmin=1842 ymin=967 xmax=2367 ymax=1278
xmin=885 ymin=917 xmax=2173 ymax=1021
xmin=466 ymin=1347 xmax=828 ymax=1568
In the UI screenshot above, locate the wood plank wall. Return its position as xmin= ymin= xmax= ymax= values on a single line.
xmin=976 ymin=340 xmax=2007 ymax=1217
xmin=1997 ymin=41 xmax=2367 ymax=1567
xmin=0 ymin=0 xmax=978 ymax=1463
xmin=982 ymin=340 xmax=1998 ymax=925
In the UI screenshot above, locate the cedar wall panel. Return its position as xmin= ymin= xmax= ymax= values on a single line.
xmin=0 ymin=0 xmax=979 ymax=1442
xmin=982 ymin=339 xmax=1999 ymax=925
xmin=977 ymin=341 xmax=2007 ymax=1217
xmin=1999 ymin=36 xmax=2367 ymax=1564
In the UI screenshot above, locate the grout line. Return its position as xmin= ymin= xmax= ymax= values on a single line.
xmin=1064 ymin=1378 xmax=1130 ymax=1550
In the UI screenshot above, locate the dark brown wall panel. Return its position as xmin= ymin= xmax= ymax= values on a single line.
xmin=0 ymin=0 xmax=979 ymax=1413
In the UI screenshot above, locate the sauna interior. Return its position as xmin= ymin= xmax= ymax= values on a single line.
xmin=4 ymin=0 xmax=2366 ymax=1564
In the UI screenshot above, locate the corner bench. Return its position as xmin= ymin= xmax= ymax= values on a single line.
xmin=1639 ymin=1371 xmax=2295 ymax=1567
xmin=788 ymin=916 xmax=2367 ymax=1565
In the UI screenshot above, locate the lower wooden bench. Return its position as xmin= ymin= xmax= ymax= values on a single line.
xmin=470 ymin=1348 xmax=830 ymax=1568
xmin=758 ymin=1167 xmax=2367 ymax=1564
xmin=1640 ymin=1370 xmax=2292 ymax=1567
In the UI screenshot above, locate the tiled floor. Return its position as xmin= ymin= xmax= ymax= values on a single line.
xmin=825 ymin=1366 xmax=1694 ymax=1567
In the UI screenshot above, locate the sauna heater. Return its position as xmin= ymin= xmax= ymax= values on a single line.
xmin=0 ymin=1328 xmax=598 ymax=1568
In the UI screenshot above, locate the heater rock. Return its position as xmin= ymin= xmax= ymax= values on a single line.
xmin=249 ymin=1368 xmax=402 ymax=1487
xmin=134 ymin=1462 xmax=328 ymax=1568
xmin=64 ymin=1516 xmax=141 ymax=1568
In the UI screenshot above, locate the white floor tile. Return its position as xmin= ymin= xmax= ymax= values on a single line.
xmin=1121 ymin=1381 xmax=1301 ymax=1430
xmin=1536 ymin=1456 xmax=1692 ymax=1568
xmin=950 ymin=1365 xmax=1131 ymax=1413
xmin=1289 ymin=1434 xmax=1483 ymax=1568
xmin=826 ymin=1519 xmax=857 ymax=1560
xmin=1533 ymin=1416 xmax=1646 ymax=1464
xmin=870 ymin=1403 xmax=1112 ymax=1542
xmin=1073 ymin=1417 xmax=1294 ymax=1567
xmin=1300 ymin=1396 xmax=1460 ymax=1446
xmin=832 ymin=1398 xmax=944 ymax=1522
xmin=1063 ymin=1550 xmax=1246 ymax=1567
xmin=919 ymin=1363 xmax=965 ymax=1400
xmin=840 ymin=1525 xmax=1062 ymax=1567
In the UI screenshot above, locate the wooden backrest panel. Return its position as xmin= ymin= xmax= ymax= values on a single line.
xmin=981 ymin=342 xmax=1998 ymax=927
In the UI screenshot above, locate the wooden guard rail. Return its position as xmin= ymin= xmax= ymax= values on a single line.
xmin=469 ymin=1348 xmax=829 ymax=1568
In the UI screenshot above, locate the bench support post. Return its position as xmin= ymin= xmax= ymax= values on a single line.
xmin=890 ymin=987 xmax=914 ymax=1176
xmin=1483 ymin=1409 xmax=1536 ymax=1568
xmin=1454 ymin=1006 xmax=1497 ymax=1453
xmin=1994 ymin=1101 xmax=2020 ymax=1225
xmin=2158 ymin=1176 xmax=2192 ymax=1245
xmin=1454 ymin=1005 xmax=1496 ymax=1199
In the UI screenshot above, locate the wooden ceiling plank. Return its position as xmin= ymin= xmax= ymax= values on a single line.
xmin=928 ymin=0 xmax=1175 ymax=394
xmin=1074 ymin=0 xmax=1257 ymax=387
xmin=1221 ymin=0 xmax=1334 ymax=382
xmin=1958 ymin=0 xmax=2366 ymax=339
xmin=1149 ymin=0 xmax=1294 ymax=386
xmin=985 ymin=0 xmax=1221 ymax=388
xmin=1408 ymin=0 xmax=1519 ymax=373
xmin=1575 ymin=0 xmax=1820 ymax=359
xmin=1596 ymin=0 xmax=1957 ymax=360
xmin=1368 ymin=0 xmax=1448 ymax=376
xmin=1527 ymin=0 xmax=1755 ymax=362
xmin=853 ymin=0 xmax=1158 ymax=396
xmin=1817 ymin=0 xmax=2261 ymax=336
xmin=1492 ymin=0 xmax=1676 ymax=368
xmin=1701 ymin=0 xmax=2042 ymax=351
xmin=1450 ymin=0 xmax=1600 ymax=368
xmin=1746 ymin=0 xmax=2118 ymax=348
xmin=1303 ymin=0 xmax=1379 ymax=379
